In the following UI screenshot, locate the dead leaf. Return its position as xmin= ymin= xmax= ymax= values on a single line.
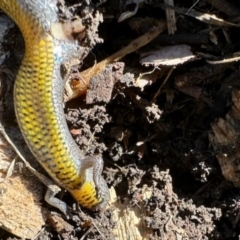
xmin=140 ymin=44 xmax=196 ymax=66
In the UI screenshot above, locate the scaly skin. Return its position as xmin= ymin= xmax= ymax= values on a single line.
xmin=0 ymin=0 xmax=109 ymax=213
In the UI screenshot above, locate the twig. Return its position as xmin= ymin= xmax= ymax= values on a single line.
xmin=66 ymin=20 xmax=167 ymax=101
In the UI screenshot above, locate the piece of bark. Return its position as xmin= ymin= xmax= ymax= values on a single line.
xmin=109 ymin=186 xmax=153 ymax=240
xmin=0 ymin=131 xmax=46 ymax=239
xmin=0 ymin=173 xmax=45 ymax=239
xmin=209 ymin=88 xmax=240 ymax=187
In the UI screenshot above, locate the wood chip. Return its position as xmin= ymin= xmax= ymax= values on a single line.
xmin=109 ymin=186 xmax=153 ymax=240
xmin=0 ymin=134 xmax=45 ymax=239
xmin=0 ymin=176 xmax=45 ymax=239
xmin=209 ymin=88 xmax=240 ymax=187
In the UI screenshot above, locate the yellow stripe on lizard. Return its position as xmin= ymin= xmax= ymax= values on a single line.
xmin=0 ymin=0 xmax=109 ymax=213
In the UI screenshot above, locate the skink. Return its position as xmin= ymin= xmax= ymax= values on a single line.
xmin=0 ymin=0 xmax=109 ymax=213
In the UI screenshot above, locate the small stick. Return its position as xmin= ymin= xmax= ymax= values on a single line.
xmin=65 ymin=20 xmax=167 ymax=101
